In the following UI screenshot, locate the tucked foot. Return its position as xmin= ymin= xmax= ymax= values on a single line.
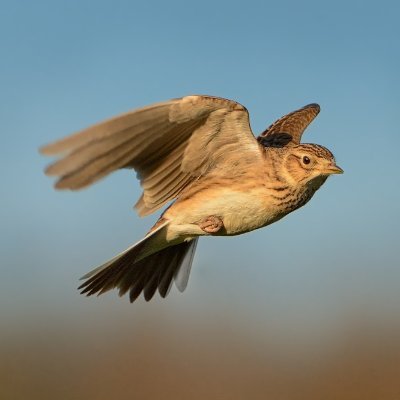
xmin=198 ymin=215 xmax=224 ymax=234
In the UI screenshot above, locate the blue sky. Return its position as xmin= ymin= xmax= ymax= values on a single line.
xmin=1 ymin=0 xmax=399 ymax=348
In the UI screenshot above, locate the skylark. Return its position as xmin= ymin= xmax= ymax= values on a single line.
xmin=41 ymin=95 xmax=343 ymax=302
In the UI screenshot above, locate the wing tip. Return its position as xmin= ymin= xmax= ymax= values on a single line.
xmin=303 ymin=103 xmax=321 ymax=113
xmin=39 ymin=144 xmax=51 ymax=155
xmin=39 ymin=142 xmax=64 ymax=156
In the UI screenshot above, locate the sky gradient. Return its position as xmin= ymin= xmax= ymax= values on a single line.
xmin=1 ymin=1 xmax=399 ymax=398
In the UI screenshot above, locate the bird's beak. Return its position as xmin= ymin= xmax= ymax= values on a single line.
xmin=324 ymin=162 xmax=344 ymax=175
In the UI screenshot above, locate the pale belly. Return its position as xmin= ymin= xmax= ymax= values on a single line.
xmin=164 ymin=187 xmax=283 ymax=239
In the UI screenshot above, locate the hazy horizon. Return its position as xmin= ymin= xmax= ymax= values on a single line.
xmin=1 ymin=1 xmax=399 ymax=398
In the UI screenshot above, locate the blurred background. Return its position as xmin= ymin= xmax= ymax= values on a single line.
xmin=1 ymin=1 xmax=399 ymax=399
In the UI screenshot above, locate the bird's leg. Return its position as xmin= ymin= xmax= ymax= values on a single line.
xmin=198 ymin=215 xmax=224 ymax=234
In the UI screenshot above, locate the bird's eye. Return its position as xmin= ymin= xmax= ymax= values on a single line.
xmin=302 ymin=156 xmax=311 ymax=165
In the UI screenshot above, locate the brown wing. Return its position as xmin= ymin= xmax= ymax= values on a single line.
xmin=258 ymin=103 xmax=320 ymax=146
xmin=40 ymin=95 xmax=262 ymax=216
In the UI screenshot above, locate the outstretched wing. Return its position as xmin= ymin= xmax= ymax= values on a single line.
xmin=41 ymin=95 xmax=262 ymax=216
xmin=258 ymin=103 xmax=320 ymax=147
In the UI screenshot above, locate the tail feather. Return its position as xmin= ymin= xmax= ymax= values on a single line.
xmin=125 ymin=240 xmax=198 ymax=301
xmin=78 ymin=229 xmax=199 ymax=302
xmin=174 ymin=238 xmax=198 ymax=292
xmin=158 ymin=255 xmax=179 ymax=298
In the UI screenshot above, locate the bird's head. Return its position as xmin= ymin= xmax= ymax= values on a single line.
xmin=282 ymin=144 xmax=343 ymax=186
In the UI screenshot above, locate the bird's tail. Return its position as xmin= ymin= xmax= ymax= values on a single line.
xmin=78 ymin=222 xmax=198 ymax=302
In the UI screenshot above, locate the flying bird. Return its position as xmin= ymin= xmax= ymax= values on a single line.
xmin=40 ymin=95 xmax=343 ymax=302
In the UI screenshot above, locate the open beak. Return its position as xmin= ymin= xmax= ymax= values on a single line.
xmin=325 ymin=162 xmax=344 ymax=175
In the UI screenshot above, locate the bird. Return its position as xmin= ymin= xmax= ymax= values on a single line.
xmin=40 ymin=95 xmax=343 ymax=302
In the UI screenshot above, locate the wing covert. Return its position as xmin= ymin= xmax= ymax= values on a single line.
xmin=258 ymin=103 xmax=320 ymax=146
xmin=41 ymin=95 xmax=261 ymax=216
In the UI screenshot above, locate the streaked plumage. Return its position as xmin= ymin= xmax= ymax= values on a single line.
xmin=41 ymin=95 xmax=343 ymax=302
